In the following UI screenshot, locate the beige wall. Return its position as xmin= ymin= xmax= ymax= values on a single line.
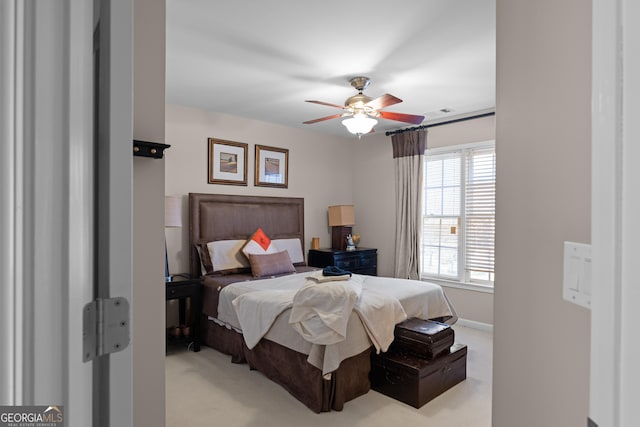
xmin=133 ymin=0 xmax=166 ymax=426
xmin=352 ymin=115 xmax=495 ymax=325
xmin=164 ymin=104 xmax=356 ymax=275
xmin=493 ymin=1 xmax=591 ymax=426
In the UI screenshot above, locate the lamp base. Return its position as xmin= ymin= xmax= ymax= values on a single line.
xmin=331 ymin=226 xmax=352 ymax=251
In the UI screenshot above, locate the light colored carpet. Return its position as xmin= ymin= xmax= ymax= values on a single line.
xmin=165 ymin=324 xmax=492 ymax=427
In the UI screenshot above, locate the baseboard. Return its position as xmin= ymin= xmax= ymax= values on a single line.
xmin=455 ymin=318 xmax=493 ymax=333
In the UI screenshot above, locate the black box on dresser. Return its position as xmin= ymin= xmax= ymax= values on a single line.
xmin=370 ymin=343 xmax=467 ymax=408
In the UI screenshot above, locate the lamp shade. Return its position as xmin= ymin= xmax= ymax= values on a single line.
xmin=328 ymin=205 xmax=355 ymax=226
xmin=165 ymin=195 xmax=183 ymax=228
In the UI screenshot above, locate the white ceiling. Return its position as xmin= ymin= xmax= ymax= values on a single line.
xmin=165 ymin=0 xmax=496 ymax=137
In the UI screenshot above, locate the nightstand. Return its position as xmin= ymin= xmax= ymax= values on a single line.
xmin=308 ymin=247 xmax=378 ymax=276
xmin=166 ymin=275 xmax=202 ymax=352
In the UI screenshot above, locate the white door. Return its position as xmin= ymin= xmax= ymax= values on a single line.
xmin=0 ymin=1 xmax=133 ymax=426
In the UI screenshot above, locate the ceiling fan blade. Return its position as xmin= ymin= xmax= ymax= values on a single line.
xmin=378 ymin=111 xmax=425 ymax=125
xmin=303 ymin=113 xmax=344 ymax=124
xmin=366 ymin=93 xmax=402 ymax=110
xmin=305 ymin=100 xmax=346 ymax=109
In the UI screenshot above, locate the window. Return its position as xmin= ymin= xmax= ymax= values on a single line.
xmin=422 ymin=142 xmax=495 ymax=286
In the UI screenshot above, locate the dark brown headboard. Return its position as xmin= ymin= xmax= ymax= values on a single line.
xmin=189 ymin=193 xmax=305 ymax=277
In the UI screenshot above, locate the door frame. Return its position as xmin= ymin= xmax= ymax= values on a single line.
xmin=0 ymin=1 xmax=133 ymax=426
xmin=95 ymin=0 xmax=133 ymax=425
xmin=591 ymin=0 xmax=640 ymax=425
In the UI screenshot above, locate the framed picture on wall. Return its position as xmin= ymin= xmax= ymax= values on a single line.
xmin=254 ymin=145 xmax=288 ymax=188
xmin=208 ymin=138 xmax=248 ymax=185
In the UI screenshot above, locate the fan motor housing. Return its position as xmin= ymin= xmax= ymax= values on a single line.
xmin=345 ymin=93 xmax=373 ymax=108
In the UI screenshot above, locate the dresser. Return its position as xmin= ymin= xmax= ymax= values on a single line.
xmin=308 ymin=247 xmax=377 ymax=276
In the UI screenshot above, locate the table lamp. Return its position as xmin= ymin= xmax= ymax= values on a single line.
xmin=328 ymin=205 xmax=355 ymax=251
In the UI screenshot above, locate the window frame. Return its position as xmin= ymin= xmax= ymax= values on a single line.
xmin=421 ymin=140 xmax=495 ymax=292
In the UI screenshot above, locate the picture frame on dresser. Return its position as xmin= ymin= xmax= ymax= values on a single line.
xmin=255 ymin=144 xmax=288 ymax=188
xmin=208 ymin=138 xmax=248 ymax=185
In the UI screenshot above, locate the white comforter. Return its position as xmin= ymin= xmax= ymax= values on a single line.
xmin=217 ymin=272 xmax=455 ymax=375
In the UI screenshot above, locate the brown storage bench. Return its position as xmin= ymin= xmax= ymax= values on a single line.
xmin=370 ymin=343 xmax=467 ymax=408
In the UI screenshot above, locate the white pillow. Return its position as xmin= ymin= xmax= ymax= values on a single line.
xmin=271 ymin=238 xmax=305 ymax=264
xmin=206 ymin=240 xmax=250 ymax=272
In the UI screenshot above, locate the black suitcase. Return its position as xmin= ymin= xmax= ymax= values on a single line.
xmin=389 ymin=318 xmax=454 ymax=359
xmin=371 ymin=343 xmax=467 ymax=408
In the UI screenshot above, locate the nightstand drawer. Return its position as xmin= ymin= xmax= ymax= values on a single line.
xmin=166 ymin=278 xmax=201 ymax=300
xmin=166 ymin=285 xmax=196 ymax=299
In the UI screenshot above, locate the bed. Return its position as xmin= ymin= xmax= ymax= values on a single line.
xmin=189 ymin=193 xmax=456 ymax=412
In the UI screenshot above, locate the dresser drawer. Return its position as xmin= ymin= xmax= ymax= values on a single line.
xmin=334 ymin=253 xmax=376 ymax=270
xmin=353 ymin=267 xmax=377 ymax=276
xmin=308 ymin=248 xmax=377 ymax=276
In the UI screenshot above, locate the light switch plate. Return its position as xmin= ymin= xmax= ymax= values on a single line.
xmin=563 ymin=241 xmax=592 ymax=309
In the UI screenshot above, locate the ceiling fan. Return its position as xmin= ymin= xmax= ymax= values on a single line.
xmin=303 ymin=76 xmax=425 ymax=137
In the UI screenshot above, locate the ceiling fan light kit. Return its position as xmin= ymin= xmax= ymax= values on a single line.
xmin=342 ymin=114 xmax=378 ymax=137
xmin=303 ymin=76 xmax=425 ymax=137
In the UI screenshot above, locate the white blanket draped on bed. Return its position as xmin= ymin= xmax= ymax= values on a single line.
xmin=231 ymin=289 xmax=296 ymax=349
xmin=289 ymin=274 xmax=363 ymax=345
xmin=218 ymin=272 xmax=455 ymax=374
xmin=354 ymin=289 xmax=407 ymax=352
xmin=288 ymin=273 xmax=407 ymax=352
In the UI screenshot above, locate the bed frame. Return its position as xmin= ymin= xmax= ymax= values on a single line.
xmin=189 ymin=193 xmax=371 ymax=412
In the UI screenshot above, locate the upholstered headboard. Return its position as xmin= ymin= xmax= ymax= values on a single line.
xmin=188 ymin=193 xmax=305 ymax=277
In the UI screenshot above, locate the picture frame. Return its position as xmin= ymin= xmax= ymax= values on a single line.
xmin=255 ymin=145 xmax=289 ymax=188
xmin=208 ymin=138 xmax=248 ymax=186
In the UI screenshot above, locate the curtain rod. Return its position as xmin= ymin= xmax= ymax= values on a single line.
xmin=384 ymin=111 xmax=495 ymax=136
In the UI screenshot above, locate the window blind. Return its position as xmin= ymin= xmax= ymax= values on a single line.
xmin=464 ymin=147 xmax=496 ymax=275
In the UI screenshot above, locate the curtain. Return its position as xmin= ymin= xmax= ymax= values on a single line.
xmin=392 ymin=129 xmax=426 ymax=279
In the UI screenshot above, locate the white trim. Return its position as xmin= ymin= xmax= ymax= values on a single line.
xmin=3 ymin=2 xmax=95 ymax=418
xmin=0 ymin=0 xmax=17 ymax=405
xmin=97 ymin=1 xmax=133 ymax=425
xmin=423 ymin=277 xmax=494 ymax=294
xmin=590 ymin=0 xmax=622 ymax=426
xmin=425 ymin=139 xmax=495 ymax=155
xmin=619 ymin=1 xmax=640 ymax=425
xmin=455 ymin=318 xmax=494 ymax=333
xmin=13 ymin=0 xmax=24 ymax=405
xmin=66 ymin=0 xmax=95 ymax=425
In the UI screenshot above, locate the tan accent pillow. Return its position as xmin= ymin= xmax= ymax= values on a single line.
xmin=207 ymin=240 xmax=251 ymax=273
xmin=248 ymin=250 xmax=296 ymax=278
